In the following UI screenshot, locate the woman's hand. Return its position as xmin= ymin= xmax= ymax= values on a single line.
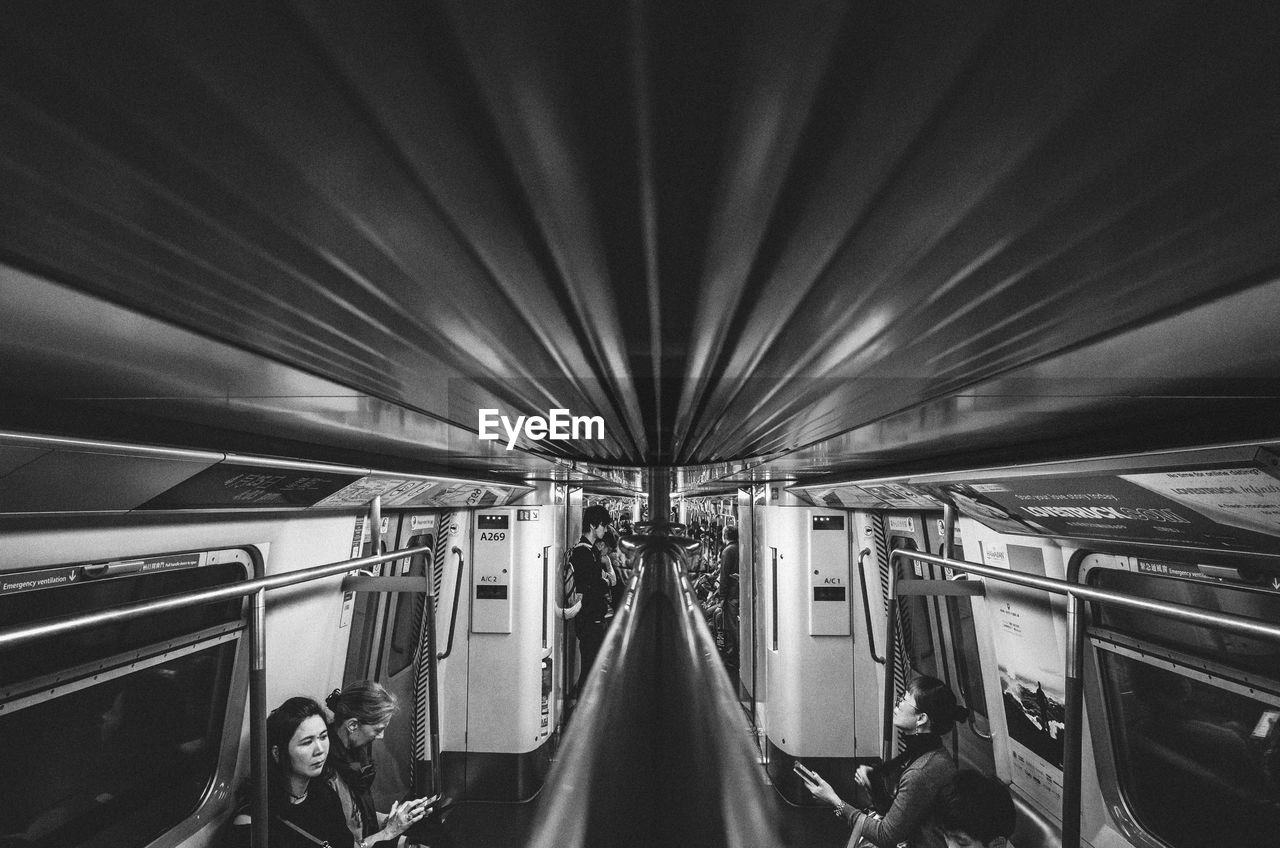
xmin=602 ymin=566 xmax=616 ymax=586
xmin=382 ymin=796 xmax=434 ymax=839
xmin=854 ymin=764 xmax=874 ymax=790
xmin=799 ymin=769 xmax=841 ymax=808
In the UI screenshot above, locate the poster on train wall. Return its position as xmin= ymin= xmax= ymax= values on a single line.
xmin=313 ymin=476 xmax=533 ymax=509
xmin=791 ymin=482 xmax=938 ymax=510
xmin=925 ymin=463 xmax=1280 ymax=552
xmin=983 ymin=541 xmax=1067 ymax=814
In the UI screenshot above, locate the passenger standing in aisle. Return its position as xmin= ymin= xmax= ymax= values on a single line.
xmin=800 ymin=676 xmax=967 ymax=848
xmin=571 ymin=505 xmax=615 ymax=689
xmin=599 ymin=528 xmax=628 ymax=620
xmin=716 ymin=525 xmax=740 ymax=669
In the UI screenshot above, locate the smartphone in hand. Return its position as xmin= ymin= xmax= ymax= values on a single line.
xmin=792 ymin=760 xmax=818 ymax=783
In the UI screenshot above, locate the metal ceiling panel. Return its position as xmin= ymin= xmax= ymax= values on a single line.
xmin=0 ymin=447 xmax=220 ymax=514
xmin=0 ymin=2 xmax=1278 ymax=483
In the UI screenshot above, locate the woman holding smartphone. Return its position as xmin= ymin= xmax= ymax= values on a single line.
xmin=230 ymin=697 xmax=428 ymax=848
xmin=799 ymin=676 xmax=967 ymax=848
xmin=326 ymin=682 xmax=435 ymax=848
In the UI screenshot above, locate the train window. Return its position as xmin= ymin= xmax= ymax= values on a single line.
xmin=386 ymin=537 xmax=433 ymax=677
xmin=891 ymin=536 xmax=937 ymax=678
xmin=1090 ymin=569 xmax=1280 ymax=677
xmin=1090 ymin=568 xmax=1280 ymax=848
xmin=0 ymin=645 xmax=238 ymax=848
xmin=945 ymin=595 xmax=991 ymax=733
xmin=1097 ymin=653 xmax=1280 ymax=847
xmin=0 ymin=549 xmax=249 ymax=848
xmin=0 ymin=561 xmax=245 ymax=692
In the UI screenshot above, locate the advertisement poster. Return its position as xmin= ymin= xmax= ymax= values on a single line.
xmin=794 ymin=482 xmax=938 ymax=510
xmin=984 ymin=541 xmax=1066 ymax=813
xmin=928 ymin=464 xmax=1280 ymax=553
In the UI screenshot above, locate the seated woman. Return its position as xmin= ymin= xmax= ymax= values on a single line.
xmin=231 ymin=697 xmax=427 ymax=848
xmin=800 ymin=676 xmax=968 ymax=848
xmin=326 ymin=682 xmax=436 ymax=848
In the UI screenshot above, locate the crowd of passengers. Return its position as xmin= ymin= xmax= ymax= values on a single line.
xmin=236 ymin=507 xmax=1014 ymax=848
xmin=237 ymin=678 xmax=1013 ymax=848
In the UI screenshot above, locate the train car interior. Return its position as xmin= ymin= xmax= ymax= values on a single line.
xmin=2 ymin=3 xmax=1279 ymax=848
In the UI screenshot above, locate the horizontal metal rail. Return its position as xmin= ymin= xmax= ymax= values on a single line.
xmin=888 ymin=549 xmax=1280 ymax=643
xmin=0 ymin=544 xmax=434 ymax=650
xmin=885 ymin=546 xmax=1280 ymax=848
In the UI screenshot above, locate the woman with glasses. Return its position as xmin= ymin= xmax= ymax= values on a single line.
xmin=230 ymin=696 xmax=426 ymax=848
xmin=326 ymin=682 xmax=433 ymax=848
xmin=800 ymin=676 xmax=968 ymax=848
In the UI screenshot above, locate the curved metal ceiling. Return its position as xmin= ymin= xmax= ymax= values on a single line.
xmin=1 ymin=2 xmax=1279 ymax=483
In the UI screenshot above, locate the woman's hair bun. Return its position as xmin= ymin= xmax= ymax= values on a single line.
xmin=953 ymin=704 xmax=971 ymax=723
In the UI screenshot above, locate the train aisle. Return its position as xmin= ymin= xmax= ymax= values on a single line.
xmin=430 ymin=534 xmax=852 ymax=848
xmin=434 ymin=718 xmax=850 ymax=848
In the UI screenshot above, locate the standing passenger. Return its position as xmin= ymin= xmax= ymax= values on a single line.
xmin=716 ymin=526 xmax=740 ymax=669
xmin=800 ymin=676 xmax=967 ymax=848
xmin=571 ymin=505 xmax=615 ymax=688
xmin=598 ymin=528 xmax=628 ymax=619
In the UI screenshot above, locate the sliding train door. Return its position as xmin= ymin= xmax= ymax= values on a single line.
xmin=871 ymin=511 xmax=996 ymax=773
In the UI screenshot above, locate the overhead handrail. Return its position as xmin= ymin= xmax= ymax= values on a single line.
xmin=437 ymin=546 xmax=465 ymax=660
xmin=884 ymin=547 xmax=1280 ymax=848
xmin=888 ymin=549 xmax=1280 ymax=643
xmin=0 ymin=544 xmax=433 ymax=651
xmin=855 ymin=547 xmax=885 ymax=664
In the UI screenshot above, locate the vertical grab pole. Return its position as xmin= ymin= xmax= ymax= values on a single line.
xmin=370 ymin=495 xmax=383 ymax=555
xmin=1062 ymin=588 xmax=1086 ymax=848
xmin=941 ymin=503 xmax=956 ymax=560
xmin=940 ymin=502 xmax=958 ymax=762
xmin=250 ymin=587 xmax=269 ymax=848
xmin=425 ymin=558 xmax=443 ymax=794
xmin=881 ymin=553 xmax=900 ymax=762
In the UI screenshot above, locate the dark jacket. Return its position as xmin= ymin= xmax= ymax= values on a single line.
xmin=230 ymin=779 xmax=355 ymax=848
xmin=717 ymin=542 xmax=740 ymax=605
xmin=839 ymin=734 xmax=955 ymax=848
xmin=570 ymin=536 xmax=610 ymax=622
xmin=327 ymin=730 xmax=394 ymax=848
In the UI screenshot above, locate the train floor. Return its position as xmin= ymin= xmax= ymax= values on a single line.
xmin=434 ymin=696 xmax=852 ymax=848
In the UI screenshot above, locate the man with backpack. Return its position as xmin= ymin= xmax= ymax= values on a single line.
xmin=570 ymin=504 xmax=615 ymax=690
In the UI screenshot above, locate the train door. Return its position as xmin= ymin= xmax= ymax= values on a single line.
xmin=342 ymin=512 xmax=396 ymax=682
xmin=922 ymin=516 xmax=996 ymax=774
xmin=336 ymin=510 xmax=420 ymax=800
xmin=877 ymin=509 xmax=997 ymax=771
xmin=877 ymin=511 xmax=938 ymax=685
xmin=374 ymin=512 xmax=439 ymax=799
